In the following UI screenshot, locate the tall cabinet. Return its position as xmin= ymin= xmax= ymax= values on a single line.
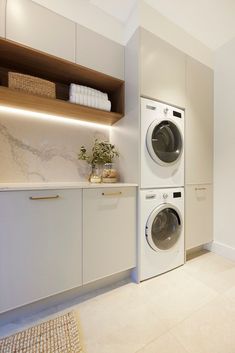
xmin=112 ymin=28 xmax=214 ymax=251
xmin=185 ymin=57 xmax=213 ymax=250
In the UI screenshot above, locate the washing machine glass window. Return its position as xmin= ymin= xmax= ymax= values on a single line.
xmin=146 ymin=205 xmax=182 ymax=251
xmin=147 ymin=120 xmax=182 ymax=165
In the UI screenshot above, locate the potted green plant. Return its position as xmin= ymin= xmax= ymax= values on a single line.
xmin=78 ymin=139 xmax=119 ymax=183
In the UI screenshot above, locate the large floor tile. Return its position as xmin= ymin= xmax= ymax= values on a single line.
xmin=141 ymin=267 xmax=218 ymax=327
xmin=183 ymin=252 xmax=235 ymax=293
xmin=136 ymin=332 xmax=189 ymax=353
xmin=170 ymin=296 xmax=235 ymax=353
xmin=77 ymin=283 xmax=169 ymax=353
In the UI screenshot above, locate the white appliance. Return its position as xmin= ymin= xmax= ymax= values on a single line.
xmin=138 ymin=187 xmax=184 ymax=281
xmin=141 ymin=97 xmax=184 ymax=188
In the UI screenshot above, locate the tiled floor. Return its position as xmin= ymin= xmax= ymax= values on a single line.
xmin=1 ymin=251 xmax=235 ymax=353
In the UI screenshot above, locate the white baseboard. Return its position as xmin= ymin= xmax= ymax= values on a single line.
xmin=204 ymin=241 xmax=235 ymax=262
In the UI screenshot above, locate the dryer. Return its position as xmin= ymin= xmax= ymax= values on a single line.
xmin=138 ymin=187 xmax=184 ymax=281
xmin=141 ymin=97 xmax=184 ymax=188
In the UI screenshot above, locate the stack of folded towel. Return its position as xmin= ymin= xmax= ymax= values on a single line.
xmin=69 ymin=84 xmax=111 ymax=112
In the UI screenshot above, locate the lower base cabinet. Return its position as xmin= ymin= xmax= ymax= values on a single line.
xmin=0 ymin=189 xmax=82 ymax=313
xmin=83 ymin=187 xmax=136 ymax=284
xmin=186 ymin=184 xmax=213 ymax=250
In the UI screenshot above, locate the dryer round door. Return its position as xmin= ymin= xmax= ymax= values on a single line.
xmin=146 ymin=204 xmax=182 ymax=251
xmin=146 ymin=120 xmax=183 ymax=166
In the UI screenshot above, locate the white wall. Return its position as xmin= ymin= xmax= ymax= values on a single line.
xmin=213 ymin=37 xmax=235 ymax=259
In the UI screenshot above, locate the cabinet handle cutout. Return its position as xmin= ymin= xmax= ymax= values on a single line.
xmin=29 ymin=195 xmax=60 ymax=200
xmin=102 ymin=192 xmax=122 ymax=196
xmin=195 ymin=188 xmax=206 ymax=191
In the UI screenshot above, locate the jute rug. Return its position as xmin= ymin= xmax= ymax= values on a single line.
xmin=0 ymin=311 xmax=84 ymax=353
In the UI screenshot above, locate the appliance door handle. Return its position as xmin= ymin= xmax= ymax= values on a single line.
xmin=29 ymin=195 xmax=60 ymax=200
xmin=195 ymin=188 xmax=206 ymax=191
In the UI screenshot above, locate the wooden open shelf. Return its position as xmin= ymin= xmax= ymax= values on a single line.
xmin=0 ymin=86 xmax=122 ymax=125
xmin=0 ymin=38 xmax=125 ymax=125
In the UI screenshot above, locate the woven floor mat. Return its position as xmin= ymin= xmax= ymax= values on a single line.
xmin=0 ymin=311 xmax=83 ymax=353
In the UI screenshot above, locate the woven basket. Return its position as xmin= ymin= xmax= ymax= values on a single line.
xmin=8 ymin=72 xmax=56 ymax=98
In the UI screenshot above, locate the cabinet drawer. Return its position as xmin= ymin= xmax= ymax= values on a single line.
xmin=185 ymin=184 xmax=213 ymax=250
xmin=83 ymin=187 xmax=136 ymax=284
xmin=0 ymin=189 xmax=82 ymax=313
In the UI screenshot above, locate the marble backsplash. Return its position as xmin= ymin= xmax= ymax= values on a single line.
xmin=0 ymin=111 xmax=109 ymax=182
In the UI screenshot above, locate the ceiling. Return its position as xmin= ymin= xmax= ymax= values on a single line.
xmin=89 ymin=0 xmax=235 ymax=50
xmin=89 ymin=0 xmax=137 ymax=23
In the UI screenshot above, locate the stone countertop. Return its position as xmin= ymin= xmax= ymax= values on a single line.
xmin=0 ymin=182 xmax=138 ymax=191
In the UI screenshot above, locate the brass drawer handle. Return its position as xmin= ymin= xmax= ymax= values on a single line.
xmin=102 ymin=192 xmax=122 ymax=196
xmin=29 ymin=195 xmax=60 ymax=200
xmin=195 ymin=188 xmax=206 ymax=191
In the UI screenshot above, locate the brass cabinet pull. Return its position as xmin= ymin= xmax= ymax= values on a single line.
xmin=102 ymin=192 xmax=122 ymax=196
xmin=195 ymin=188 xmax=206 ymax=191
xmin=29 ymin=195 xmax=60 ymax=200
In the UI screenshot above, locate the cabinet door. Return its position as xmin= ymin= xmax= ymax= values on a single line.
xmin=76 ymin=24 xmax=124 ymax=79
xmin=6 ymin=0 xmax=76 ymax=61
xmin=185 ymin=184 xmax=213 ymax=250
xmin=186 ymin=56 xmax=213 ymax=184
xmin=0 ymin=189 xmax=82 ymax=313
xmin=140 ymin=28 xmax=186 ymax=108
xmin=83 ymin=187 xmax=136 ymax=284
xmin=0 ymin=0 xmax=6 ymax=38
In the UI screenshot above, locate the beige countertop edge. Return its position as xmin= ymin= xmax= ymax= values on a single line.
xmin=0 ymin=182 xmax=138 ymax=191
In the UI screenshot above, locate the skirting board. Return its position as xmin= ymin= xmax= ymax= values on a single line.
xmin=204 ymin=241 xmax=235 ymax=262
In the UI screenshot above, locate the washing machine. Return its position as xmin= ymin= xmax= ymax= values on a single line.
xmin=141 ymin=97 xmax=184 ymax=188
xmin=138 ymin=187 xmax=184 ymax=281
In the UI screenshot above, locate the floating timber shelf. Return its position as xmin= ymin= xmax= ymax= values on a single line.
xmin=0 ymin=38 xmax=125 ymax=125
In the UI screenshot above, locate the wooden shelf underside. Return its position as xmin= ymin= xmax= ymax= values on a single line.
xmin=0 ymin=87 xmax=122 ymax=125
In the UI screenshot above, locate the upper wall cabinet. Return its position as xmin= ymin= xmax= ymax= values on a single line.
xmin=76 ymin=24 xmax=124 ymax=80
xmin=185 ymin=57 xmax=213 ymax=185
xmin=140 ymin=29 xmax=186 ymax=108
xmin=6 ymin=0 xmax=76 ymax=62
xmin=0 ymin=0 xmax=6 ymax=38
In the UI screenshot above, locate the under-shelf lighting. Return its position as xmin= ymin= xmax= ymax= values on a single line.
xmin=0 ymin=105 xmax=111 ymax=130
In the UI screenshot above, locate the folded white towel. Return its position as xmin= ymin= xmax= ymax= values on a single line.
xmin=69 ymin=83 xmax=108 ymax=100
xmin=69 ymin=93 xmax=111 ymax=112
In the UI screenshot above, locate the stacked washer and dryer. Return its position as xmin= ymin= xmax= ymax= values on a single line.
xmin=138 ymin=97 xmax=185 ymax=281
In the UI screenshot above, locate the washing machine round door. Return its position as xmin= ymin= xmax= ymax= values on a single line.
xmin=146 ymin=204 xmax=182 ymax=251
xmin=146 ymin=120 xmax=183 ymax=165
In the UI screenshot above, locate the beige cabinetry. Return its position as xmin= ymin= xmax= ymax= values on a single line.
xmin=6 ymin=0 xmax=76 ymax=61
xmin=76 ymin=24 xmax=124 ymax=79
xmin=0 ymin=0 xmax=6 ymax=38
xmin=185 ymin=56 xmax=213 ymax=250
xmin=83 ymin=187 xmax=136 ymax=284
xmin=0 ymin=189 xmax=82 ymax=313
xmin=185 ymin=56 xmax=213 ymax=185
xmin=140 ymin=29 xmax=186 ymax=108
xmin=186 ymin=185 xmax=213 ymax=250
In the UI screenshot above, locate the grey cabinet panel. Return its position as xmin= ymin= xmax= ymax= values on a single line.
xmin=0 ymin=189 xmax=82 ymax=313
xmin=140 ymin=29 xmax=186 ymax=108
xmin=186 ymin=184 xmax=213 ymax=250
xmin=76 ymin=24 xmax=124 ymax=79
xmin=0 ymin=0 xmax=6 ymax=38
xmin=186 ymin=56 xmax=213 ymax=185
xmin=83 ymin=187 xmax=136 ymax=284
xmin=6 ymin=0 xmax=76 ymax=61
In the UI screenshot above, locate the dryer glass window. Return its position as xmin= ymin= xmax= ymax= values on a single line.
xmin=150 ymin=208 xmax=181 ymax=250
xmin=151 ymin=121 xmax=182 ymax=163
